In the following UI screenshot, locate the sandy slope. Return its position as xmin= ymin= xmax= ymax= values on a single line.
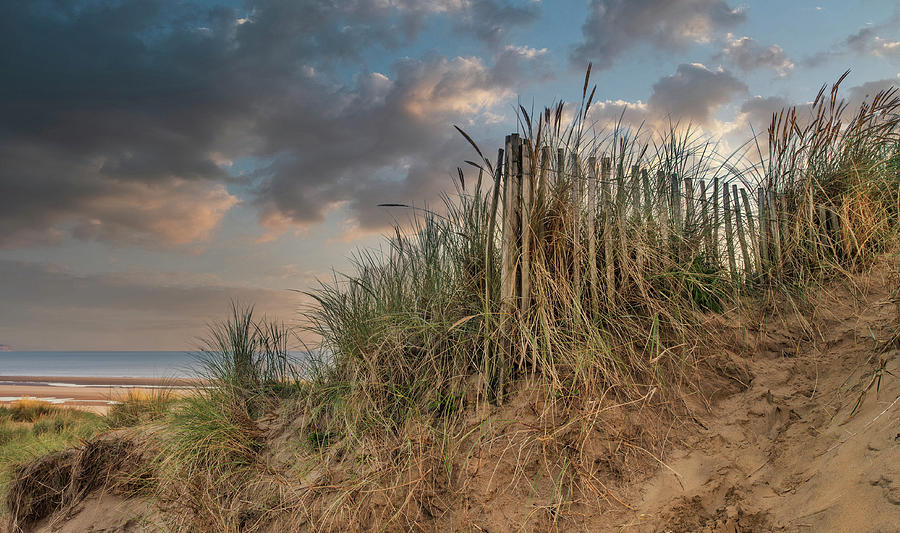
xmin=623 ymin=266 xmax=900 ymax=532
xmin=11 ymin=266 xmax=900 ymax=532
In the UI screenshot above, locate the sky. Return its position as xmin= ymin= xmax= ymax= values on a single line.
xmin=1 ymin=0 xmax=899 ymax=350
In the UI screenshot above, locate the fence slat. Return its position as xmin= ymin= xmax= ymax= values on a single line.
xmin=768 ymin=190 xmax=782 ymax=276
xmin=699 ymin=179 xmax=711 ymax=256
xmin=602 ymin=156 xmax=615 ymax=306
xmin=520 ymin=140 xmax=533 ymax=316
xmin=671 ymin=173 xmax=682 ymax=260
xmin=572 ymin=152 xmax=582 ymax=292
xmin=712 ymin=177 xmax=720 ymax=253
xmin=740 ymin=187 xmax=760 ymax=276
xmin=556 ymin=148 xmax=565 ymax=187
xmin=757 ymin=187 xmax=769 ymax=272
xmin=538 ymin=146 xmax=549 ymax=207
xmin=641 ymin=169 xmax=652 ymax=223
xmin=724 ymin=185 xmax=738 ymax=277
xmin=632 ymin=165 xmax=642 ymax=225
xmin=684 ymin=177 xmax=695 ymax=231
xmin=733 ymin=184 xmax=752 ymax=277
xmin=657 ymin=170 xmax=669 ymax=252
xmin=501 ymin=135 xmax=520 ymax=306
xmin=587 ymin=156 xmax=599 ymax=318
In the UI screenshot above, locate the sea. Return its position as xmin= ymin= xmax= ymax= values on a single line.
xmin=0 ymin=351 xmax=201 ymax=379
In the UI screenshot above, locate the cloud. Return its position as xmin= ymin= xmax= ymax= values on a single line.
xmin=582 ymin=63 xmax=747 ymax=145
xmin=0 ymin=140 xmax=239 ymax=248
xmin=571 ymin=0 xmax=745 ymax=69
xmin=736 ymin=95 xmax=792 ymax=131
xmin=0 ymin=259 xmax=303 ymax=350
xmin=451 ymin=0 xmax=541 ymax=48
xmin=733 ymin=74 xmax=900 ymax=139
xmin=0 ymin=0 xmax=541 ymax=248
xmin=250 ymin=53 xmax=525 ymax=234
xmin=718 ymin=35 xmax=794 ymax=76
xmin=839 ymin=26 xmax=900 ymax=60
xmin=647 ymin=63 xmax=747 ymax=125
xmin=803 ymin=16 xmax=900 ymax=66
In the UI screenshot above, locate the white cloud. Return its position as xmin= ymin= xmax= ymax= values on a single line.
xmin=719 ymin=34 xmax=794 ymax=76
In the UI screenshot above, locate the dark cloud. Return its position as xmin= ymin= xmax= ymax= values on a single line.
xmin=736 ymin=76 xmax=900 ymax=136
xmin=717 ymin=35 xmax=793 ymax=76
xmin=0 ymin=259 xmax=301 ymax=350
xmin=846 ymin=27 xmax=879 ymax=54
xmin=571 ymin=0 xmax=745 ymax=69
xmin=647 ymin=63 xmax=747 ymax=125
xmin=0 ymin=0 xmax=540 ymax=247
xmin=844 ymin=77 xmax=900 ymax=110
xmin=583 ymin=63 xmax=746 ymax=139
xmin=738 ymin=95 xmax=792 ymax=131
xmin=452 ymin=0 xmax=541 ymax=48
xmin=250 ymin=54 xmax=527 ymax=232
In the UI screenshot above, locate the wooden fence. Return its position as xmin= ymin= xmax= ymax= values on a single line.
xmin=494 ymin=133 xmax=848 ymax=310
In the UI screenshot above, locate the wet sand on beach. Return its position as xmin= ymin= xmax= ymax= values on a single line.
xmin=0 ymin=375 xmax=200 ymax=413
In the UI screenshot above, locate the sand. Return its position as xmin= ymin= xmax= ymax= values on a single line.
xmin=0 ymin=375 xmax=200 ymax=413
xmin=619 ymin=264 xmax=900 ymax=532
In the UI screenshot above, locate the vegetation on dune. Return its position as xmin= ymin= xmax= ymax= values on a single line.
xmin=106 ymin=387 xmax=178 ymax=428
xmin=4 ymin=70 xmax=900 ymax=531
xmin=298 ymin=69 xmax=900 ymax=442
xmin=0 ymin=402 xmax=106 ymax=509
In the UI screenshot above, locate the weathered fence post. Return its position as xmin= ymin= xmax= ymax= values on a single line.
xmin=501 ymin=134 xmax=521 ymax=307
xmin=632 ymin=165 xmax=643 ymax=225
xmin=740 ymin=187 xmax=761 ymax=276
xmin=538 ymin=146 xmax=549 ymax=207
xmin=572 ymin=152 xmax=582 ymax=294
xmin=768 ymin=190 xmax=782 ymax=277
xmin=712 ymin=177 xmax=720 ymax=252
xmin=484 ymin=147 xmax=504 ymax=402
xmin=724 ymin=185 xmax=738 ymax=278
xmin=758 ymin=187 xmax=769 ymax=272
xmin=641 ymin=169 xmax=652 ymax=223
xmin=587 ymin=156 xmax=599 ymax=319
xmin=602 ymin=156 xmax=615 ymax=307
xmin=657 ymin=170 xmax=669 ymax=253
xmin=699 ymin=179 xmax=712 ymax=256
xmin=556 ymin=148 xmax=565 ymax=187
xmin=671 ymin=173 xmax=682 ymax=260
xmin=520 ymin=140 xmax=533 ymax=316
xmin=684 ymin=177 xmax=695 ymax=232
xmin=732 ymin=184 xmax=752 ymax=278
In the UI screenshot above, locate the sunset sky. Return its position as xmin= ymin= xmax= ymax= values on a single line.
xmin=2 ymin=0 xmax=899 ymax=350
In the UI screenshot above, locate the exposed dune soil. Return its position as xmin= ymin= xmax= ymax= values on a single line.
xmin=624 ymin=265 xmax=900 ymax=532
xmin=6 ymin=265 xmax=899 ymax=532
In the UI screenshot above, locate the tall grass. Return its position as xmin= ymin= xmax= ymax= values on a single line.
xmin=762 ymin=72 xmax=900 ymax=283
xmin=153 ymin=304 xmax=298 ymax=529
xmin=299 ymin=69 xmax=900 ymax=445
xmin=105 ymin=387 xmax=177 ymax=428
xmin=0 ymin=402 xmax=106 ymax=508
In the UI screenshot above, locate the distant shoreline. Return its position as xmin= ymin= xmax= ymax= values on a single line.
xmin=0 ymin=375 xmax=203 ymax=387
xmin=0 ymin=375 xmax=201 ymax=413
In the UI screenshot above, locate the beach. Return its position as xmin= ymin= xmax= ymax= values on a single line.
xmin=0 ymin=375 xmax=199 ymax=413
